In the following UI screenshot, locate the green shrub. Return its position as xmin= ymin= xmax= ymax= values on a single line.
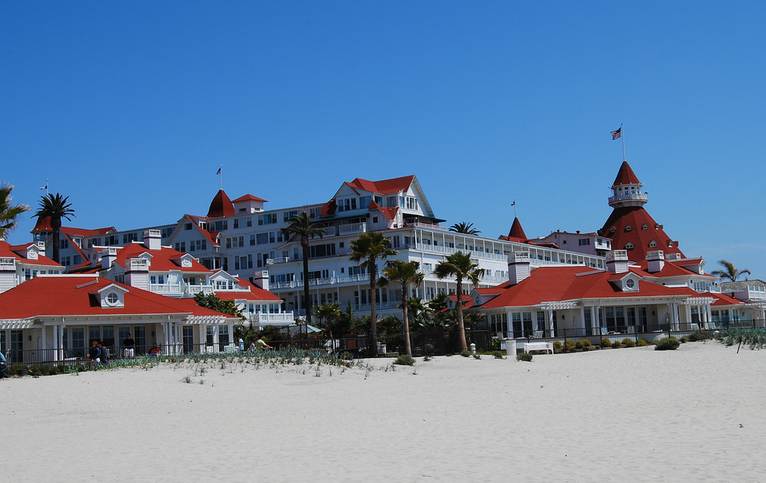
xmin=611 ymin=340 xmax=621 ymax=349
xmin=394 ymin=354 xmax=415 ymax=366
xmin=553 ymin=341 xmax=563 ymax=353
xmin=565 ymin=340 xmax=577 ymax=352
xmin=580 ymin=339 xmax=592 ymax=349
xmin=679 ymin=337 xmax=687 ymax=343
xmin=601 ymin=338 xmax=612 ymax=348
xmin=489 ymin=338 xmax=501 ymax=351
xmin=720 ymin=328 xmax=766 ymax=349
xmin=622 ymin=338 xmax=635 ymax=348
xmin=517 ymin=352 xmax=533 ymax=362
xmin=687 ymin=331 xmax=712 ymax=342
xmin=472 ymin=353 xmax=481 ymax=360
xmin=492 ymin=351 xmax=505 ymax=359
xmin=655 ymin=337 xmax=680 ymax=351
xmin=460 ymin=350 xmax=471 ymax=358
xmin=637 ymin=338 xmax=650 ymax=347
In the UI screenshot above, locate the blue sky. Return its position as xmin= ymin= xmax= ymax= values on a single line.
xmin=2 ymin=1 xmax=764 ymax=276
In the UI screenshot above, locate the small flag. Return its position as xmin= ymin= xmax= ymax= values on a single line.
xmin=611 ymin=127 xmax=622 ymax=140
xmin=216 ymin=167 xmax=222 ymax=175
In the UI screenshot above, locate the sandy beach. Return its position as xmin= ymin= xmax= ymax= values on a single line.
xmin=2 ymin=342 xmax=764 ymax=482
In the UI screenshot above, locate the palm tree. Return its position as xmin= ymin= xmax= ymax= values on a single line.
xmin=350 ymin=232 xmax=397 ymax=356
xmin=282 ymin=213 xmax=325 ymax=331
xmin=449 ymin=222 xmax=480 ymax=235
xmin=434 ymin=251 xmax=483 ymax=352
xmin=315 ymin=303 xmax=341 ymax=352
xmin=34 ymin=193 xmax=75 ymax=263
xmin=383 ymin=260 xmax=424 ymax=356
xmin=711 ymin=260 xmax=751 ymax=282
xmin=0 ymin=184 xmax=29 ymax=240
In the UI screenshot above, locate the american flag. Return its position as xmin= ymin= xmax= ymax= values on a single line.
xmin=611 ymin=127 xmax=622 ymax=140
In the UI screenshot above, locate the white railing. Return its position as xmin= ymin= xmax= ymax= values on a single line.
xmin=148 ymin=283 xmax=183 ymax=295
xmin=409 ymin=243 xmax=508 ymax=261
xmin=608 ymin=192 xmax=648 ymax=204
xmin=185 ymin=283 xmax=214 ymax=295
xmin=266 ymin=256 xmax=291 ymax=265
xmin=249 ymin=312 xmax=295 ymax=326
xmin=271 ymin=273 xmax=370 ymax=290
xmin=338 ymin=222 xmax=367 ymax=235
xmin=128 ymin=258 xmax=150 ymax=271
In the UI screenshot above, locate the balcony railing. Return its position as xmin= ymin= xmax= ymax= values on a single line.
xmin=338 ymin=222 xmax=367 ymax=235
xmin=0 ymin=257 xmax=16 ymax=271
xmin=148 ymin=283 xmax=183 ymax=295
xmin=608 ymin=192 xmax=648 ymax=205
xmin=248 ymin=312 xmax=296 ymax=327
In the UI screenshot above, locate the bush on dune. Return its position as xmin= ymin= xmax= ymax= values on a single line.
xmin=655 ymin=337 xmax=680 ymax=351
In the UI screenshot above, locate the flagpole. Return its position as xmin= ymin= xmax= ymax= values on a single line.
xmin=621 ymin=124 xmax=627 ymax=161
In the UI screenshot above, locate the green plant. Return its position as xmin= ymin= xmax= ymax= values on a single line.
xmin=394 ymin=354 xmax=415 ymax=366
xmin=580 ymin=339 xmax=592 ymax=349
xmin=489 ymin=339 xmax=501 ymax=351
xmin=622 ymin=338 xmax=635 ymax=348
xmin=637 ymin=338 xmax=650 ymax=347
xmin=655 ymin=337 xmax=680 ymax=351
xmin=460 ymin=350 xmax=471 ymax=358
xmin=601 ymin=338 xmax=612 ymax=348
xmin=517 ymin=352 xmax=533 ymax=362
xmin=611 ymin=340 xmax=621 ymax=349
xmin=564 ymin=340 xmax=577 ymax=352
xmin=492 ymin=351 xmax=505 ymax=359
xmin=719 ymin=328 xmax=766 ymax=350
xmin=687 ymin=331 xmax=712 ymax=342
xmin=553 ymin=341 xmax=563 ymax=353
xmin=679 ymin=337 xmax=687 ymax=343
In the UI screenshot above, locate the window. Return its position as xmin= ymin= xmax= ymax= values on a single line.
xmin=283 ymin=210 xmax=298 ymax=222
xmin=184 ymin=223 xmax=192 ymax=230
xmin=642 ymin=224 xmax=648 ymax=230
xmin=233 ymin=219 xmax=239 ymax=229
xmin=61 ymin=238 xmax=69 ymax=249
xmin=625 ymin=242 xmax=634 ymax=250
xmin=106 ymin=292 xmax=119 ymax=305
xmin=578 ymin=238 xmax=590 ymax=246
xmin=649 ymin=240 xmax=657 ymax=248
xmin=624 ymin=225 xmax=632 ymax=232
xmin=258 ymin=213 xmax=277 ymax=225
xmin=625 ymin=278 xmax=636 ymax=289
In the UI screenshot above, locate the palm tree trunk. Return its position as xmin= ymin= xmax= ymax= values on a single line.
xmin=301 ymin=238 xmax=311 ymax=343
xmin=369 ymin=261 xmax=378 ymax=357
xmin=402 ymin=281 xmax=412 ymax=356
xmin=52 ymin=226 xmax=61 ymax=264
xmin=456 ymin=277 xmax=468 ymax=352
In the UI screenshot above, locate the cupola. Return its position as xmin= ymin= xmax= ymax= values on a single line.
xmin=608 ymin=161 xmax=648 ymax=208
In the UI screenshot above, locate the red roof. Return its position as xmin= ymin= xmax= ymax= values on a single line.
xmin=635 ymin=259 xmax=714 ymax=279
xmin=346 ymin=175 xmax=415 ymax=195
xmin=214 ymin=279 xmax=281 ymax=302
xmin=319 ymin=199 xmax=336 ymax=217
xmin=613 ymin=160 xmax=641 ymax=186
xmin=0 ymin=276 xmax=228 ymax=319
xmin=32 ymin=216 xmax=116 ymax=237
xmin=207 ymin=190 xmax=235 ymax=218
xmin=0 ymin=241 xmax=62 ymax=267
xmin=368 ymin=201 xmax=399 ymax=221
xmin=480 ymin=266 xmax=698 ymax=309
xmin=706 ymin=292 xmax=744 ymax=307
xmin=599 ymin=206 xmax=683 ymax=262
xmin=115 ymin=242 xmax=210 ymax=273
xmin=233 ymin=194 xmax=268 ymax=203
xmin=500 ymin=217 xmax=528 ymax=242
xmin=184 ymin=215 xmax=220 ymax=247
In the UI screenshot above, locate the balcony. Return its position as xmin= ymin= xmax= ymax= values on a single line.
xmin=148 ymin=283 xmax=184 ymax=296
xmin=128 ymin=258 xmax=150 ymax=271
xmin=0 ymin=257 xmax=16 ymax=271
xmin=271 ymin=273 xmax=369 ymax=290
xmin=185 ymin=283 xmax=214 ymax=296
xmin=407 ymin=242 xmax=508 ymax=261
xmin=608 ymin=192 xmax=648 ymax=206
xmin=248 ymin=312 xmax=296 ymax=327
xmin=338 ymin=222 xmax=367 ymax=235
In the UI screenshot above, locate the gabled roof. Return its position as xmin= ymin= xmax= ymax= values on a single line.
xmin=115 ymin=242 xmax=210 ymax=273
xmin=612 ymin=160 xmax=641 ymax=186
xmin=479 ymin=266 xmax=698 ymax=309
xmin=635 ymin=259 xmax=714 ymax=279
xmin=214 ymin=278 xmax=281 ymax=302
xmin=207 ymin=190 xmax=235 ymax=218
xmin=705 ymin=292 xmax=744 ymax=307
xmin=0 ymin=276 xmax=228 ymax=319
xmin=368 ymin=201 xmax=399 ymax=221
xmin=233 ymin=194 xmax=268 ymax=203
xmin=183 ymin=215 xmax=220 ymax=247
xmin=0 ymin=241 xmax=62 ymax=267
xmin=346 ymin=175 xmax=415 ymax=195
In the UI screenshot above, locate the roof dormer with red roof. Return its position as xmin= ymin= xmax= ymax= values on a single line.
xmin=207 ymin=190 xmax=236 ymax=218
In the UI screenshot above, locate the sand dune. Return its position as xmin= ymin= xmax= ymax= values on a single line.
xmin=2 ymin=343 xmax=764 ymax=482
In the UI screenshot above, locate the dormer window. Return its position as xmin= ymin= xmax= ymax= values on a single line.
xmin=625 ymin=278 xmax=636 ymax=289
xmin=624 ymin=225 xmax=632 ymax=232
xmin=649 ymin=240 xmax=657 ymax=248
xmin=106 ymin=292 xmax=119 ymax=305
xmin=609 ymin=226 xmax=616 ymax=234
xmin=625 ymin=242 xmax=635 ymax=250
xmin=642 ymin=224 xmax=648 ymax=230
xmin=667 ymin=240 xmax=673 ymax=248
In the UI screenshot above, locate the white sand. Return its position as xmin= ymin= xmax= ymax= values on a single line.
xmin=2 ymin=343 xmax=765 ymax=482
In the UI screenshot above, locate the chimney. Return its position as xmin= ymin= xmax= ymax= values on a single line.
xmin=252 ymin=270 xmax=270 ymax=291
xmin=508 ymin=252 xmax=531 ymax=285
xmin=101 ymin=247 xmax=118 ymax=269
xmin=646 ymin=250 xmax=665 ymax=273
xmin=606 ymin=250 xmax=629 ymax=274
xmin=144 ymin=229 xmax=162 ymax=251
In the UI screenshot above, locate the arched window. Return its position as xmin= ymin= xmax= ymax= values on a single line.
xmin=649 ymin=240 xmax=657 ymax=248
xmin=625 ymin=242 xmax=635 ymax=250
xmin=624 ymin=225 xmax=633 ymax=232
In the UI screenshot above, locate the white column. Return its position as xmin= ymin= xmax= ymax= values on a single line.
xmin=58 ymin=325 xmax=64 ymax=361
xmin=506 ymin=310 xmax=514 ymax=338
xmin=40 ymin=325 xmax=47 ymax=363
xmin=546 ymin=309 xmax=555 ymax=338
xmin=673 ymin=303 xmax=681 ymax=331
xmin=163 ymin=322 xmax=170 ymax=355
xmin=4 ymin=329 xmax=10 ymax=355
xmin=198 ymin=325 xmax=207 ymax=353
xmin=579 ymin=306 xmax=586 ymax=336
xmin=590 ymin=306 xmax=599 ymax=335
xmin=212 ymin=325 xmax=220 ymax=352
xmin=227 ymin=323 xmax=234 ymax=348
xmin=684 ymin=305 xmax=692 ymax=330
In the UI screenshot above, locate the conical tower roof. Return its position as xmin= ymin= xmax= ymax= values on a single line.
xmin=612 ymin=160 xmax=641 ymax=187
xmin=207 ymin=190 xmax=235 ymax=218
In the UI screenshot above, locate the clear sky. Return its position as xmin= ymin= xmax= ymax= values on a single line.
xmin=2 ymin=1 xmax=764 ymax=276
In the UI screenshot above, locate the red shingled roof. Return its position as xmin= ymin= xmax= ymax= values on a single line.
xmin=115 ymin=242 xmax=210 ymax=273
xmin=346 ymin=175 xmax=415 ymax=195
xmin=207 ymin=190 xmax=235 ymax=218
xmin=32 ymin=216 xmax=116 ymax=236
xmin=368 ymin=201 xmax=399 ymax=221
xmin=0 ymin=276 xmax=228 ymax=319
xmin=479 ymin=266 xmax=698 ymax=309
xmin=233 ymin=194 xmax=268 ymax=203
xmin=706 ymin=292 xmax=744 ymax=307
xmin=612 ymin=160 xmax=641 ymax=186
xmin=599 ymin=206 xmax=683 ymax=262
xmin=0 ymin=241 xmax=62 ymax=267
xmin=500 ymin=217 xmax=528 ymax=242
